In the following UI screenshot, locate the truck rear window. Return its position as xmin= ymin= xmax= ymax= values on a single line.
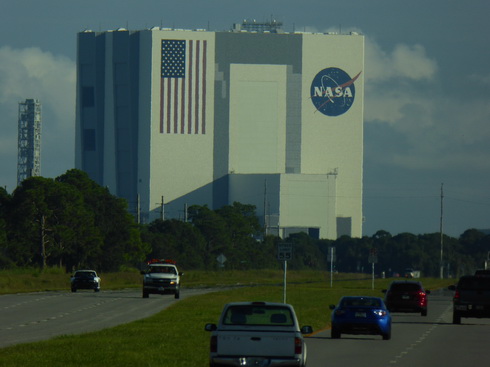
xmin=389 ymin=283 xmax=421 ymax=292
xmin=459 ymin=277 xmax=490 ymax=290
xmin=223 ymin=305 xmax=294 ymax=326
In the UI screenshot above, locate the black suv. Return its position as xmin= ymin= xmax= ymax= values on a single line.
xmin=382 ymin=280 xmax=430 ymax=316
xmin=449 ymin=275 xmax=490 ymax=324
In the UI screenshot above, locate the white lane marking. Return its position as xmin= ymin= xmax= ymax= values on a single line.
xmin=3 ymin=296 xmax=123 ymax=331
xmin=386 ymin=303 xmax=453 ymax=366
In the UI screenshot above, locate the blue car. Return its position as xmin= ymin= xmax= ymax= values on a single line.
xmin=329 ymin=296 xmax=392 ymax=340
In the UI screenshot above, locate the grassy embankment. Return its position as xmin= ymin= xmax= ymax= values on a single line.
xmin=0 ymin=268 xmax=455 ymax=367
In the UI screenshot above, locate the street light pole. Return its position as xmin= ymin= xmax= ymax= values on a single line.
xmin=440 ymin=183 xmax=444 ymax=279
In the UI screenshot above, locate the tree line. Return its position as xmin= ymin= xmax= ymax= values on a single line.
xmin=1 ymin=169 xmax=489 ymax=277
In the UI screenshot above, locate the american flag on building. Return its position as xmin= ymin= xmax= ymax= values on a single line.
xmin=160 ymin=39 xmax=207 ymax=134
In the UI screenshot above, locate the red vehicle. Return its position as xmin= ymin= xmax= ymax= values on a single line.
xmin=382 ymin=281 xmax=430 ymax=316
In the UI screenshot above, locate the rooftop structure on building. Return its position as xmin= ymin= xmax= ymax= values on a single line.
xmin=232 ymin=19 xmax=284 ymax=33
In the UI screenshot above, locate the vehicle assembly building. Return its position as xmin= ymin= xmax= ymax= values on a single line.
xmin=75 ymin=22 xmax=365 ymax=239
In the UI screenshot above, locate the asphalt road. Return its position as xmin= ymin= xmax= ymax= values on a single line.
xmin=0 ymin=287 xmax=213 ymax=348
xmin=3 ymin=286 xmax=490 ymax=367
xmin=306 ymin=288 xmax=490 ymax=367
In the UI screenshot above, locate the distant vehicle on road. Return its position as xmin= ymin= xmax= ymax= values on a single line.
xmin=205 ymin=301 xmax=312 ymax=367
xmin=70 ymin=270 xmax=100 ymax=292
xmin=404 ymin=268 xmax=421 ymax=278
xmin=382 ymin=280 xmax=430 ymax=316
xmin=329 ymin=296 xmax=391 ymax=340
xmin=475 ymin=269 xmax=490 ymax=276
xmin=448 ymin=275 xmax=490 ymax=324
xmin=140 ymin=259 xmax=183 ymax=299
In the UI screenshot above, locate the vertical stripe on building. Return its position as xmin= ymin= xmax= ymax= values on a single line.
xmin=160 ymin=39 xmax=207 ymax=134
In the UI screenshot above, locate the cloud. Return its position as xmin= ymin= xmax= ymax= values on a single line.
xmin=363 ymin=36 xmax=490 ymax=173
xmin=469 ymin=72 xmax=490 ymax=85
xmin=365 ymin=38 xmax=437 ymax=83
xmin=364 ymin=37 xmax=438 ymax=125
xmin=0 ymin=46 xmax=76 ymax=192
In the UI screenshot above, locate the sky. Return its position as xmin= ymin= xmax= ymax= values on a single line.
xmin=0 ymin=0 xmax=489 ymax=238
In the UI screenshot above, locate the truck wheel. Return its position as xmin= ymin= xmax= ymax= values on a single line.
xmin=421 ymin=309 xmax=427 ymax=316
xmin=71 ymin=288 xmax=77 ymax=293
xmin=175 ymin=290 xmax=180 ymax=299
xmin=143 ymin=291 xmax=149 ymax=298
xmin=452 ymin=312 xmax=461 ymax=324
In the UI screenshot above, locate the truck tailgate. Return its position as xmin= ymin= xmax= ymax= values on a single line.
xmin=217 ymin=331 xmax=295 ymax=357
xmin=459 ymin=289 xmax=490 ymax=305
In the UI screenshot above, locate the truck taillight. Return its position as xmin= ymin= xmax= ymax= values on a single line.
xmin=210 ymin=336 xmax=217 ymax=353
xmin=294 ymin=337 xmax=302 ymax=354
xmin=453 ymin=290 xmax=460 ymax=300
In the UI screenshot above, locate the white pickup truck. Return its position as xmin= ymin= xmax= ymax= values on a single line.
xmin=140 ymin=259 xmax=182 ymax=299
xmin=205 ymin=301 xmax=312 ymax=367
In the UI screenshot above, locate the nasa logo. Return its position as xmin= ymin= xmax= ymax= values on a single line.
xmin=310 ymin=67 xmax=362 ymax=117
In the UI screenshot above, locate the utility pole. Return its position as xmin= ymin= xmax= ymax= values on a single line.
xmin=41 ymin=215 xmax=47 ymax=270
xmin=440 ymin=183 xmax=444 ymax=279
xmin=155 ymin=196 xmax=165 ymax=221
xmin=137 ymin=194 xmax=141 ymax=224
xmin=264 ymin=179 xmax=268 ymax=236
xmin=161 ymin=196 xmax=165 ymax=221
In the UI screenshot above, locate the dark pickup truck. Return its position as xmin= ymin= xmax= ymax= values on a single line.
xmin=448 ymin=275 xmax=490 ymax=324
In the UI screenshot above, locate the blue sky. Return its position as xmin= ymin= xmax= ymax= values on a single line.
xmin=1 ymin=0 xmax=489 ymax=237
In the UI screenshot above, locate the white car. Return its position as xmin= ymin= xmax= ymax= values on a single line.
xmin=205 ymin=301 xmax=312 ymax=367
xmin=70 ymin=270 xmax=100 ymax=292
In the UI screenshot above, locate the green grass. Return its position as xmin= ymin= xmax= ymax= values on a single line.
xmin=0 ymin=267 xmax=372 ymax=294
xmin=0 ymin=267 xmax=142 ymax=294
xmin=0 ymin=270 xmax=455 ymax=367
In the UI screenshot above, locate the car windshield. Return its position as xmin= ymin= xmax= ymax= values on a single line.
xmin=75 ymin=272 xmax=95 ymax=278
xmin=390 ymin=283 xmax=421 ymax=292
xmin=341 ymin=297 xmax=382 ymax=308
xmin=223 ymin=305 xmax=294 ymax=326
xmin=149 ymin=266 xmax=176 ymax=274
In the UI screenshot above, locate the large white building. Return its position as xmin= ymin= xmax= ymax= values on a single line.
xmin=75 ymin=22 xmax=364 ymax=239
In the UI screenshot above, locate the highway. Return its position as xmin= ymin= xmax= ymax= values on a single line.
xmin=306 ymin=288 xmax=490 ymax=367
xmin=2 ymin=287 xmax=489 ymax=367
xmin=0 ymin=288 xmax=211 ymax=348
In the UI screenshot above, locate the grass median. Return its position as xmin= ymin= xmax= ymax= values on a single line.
xmin=0 ymin=270 xmax=454 ymax=367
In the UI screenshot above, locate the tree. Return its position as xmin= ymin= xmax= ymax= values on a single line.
xmin=285 ymin=232 xmax=327 ymax=270
xmin=215 ymin=202 xmax=263 ymax=246
xmin=142 ymin=219 xmax=207 ymax=269
xmin=1 ymin=170 xmax=147 ymax=272
xmin=188 ymin=205 xmax=230 ymax=256
xmin=0 ymin=187 xmax=12 ymax=267
xmin=5 ymin=177 xmax=102 ymax=269
xmin=57 ymin=169 xmax=148 ymax=271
